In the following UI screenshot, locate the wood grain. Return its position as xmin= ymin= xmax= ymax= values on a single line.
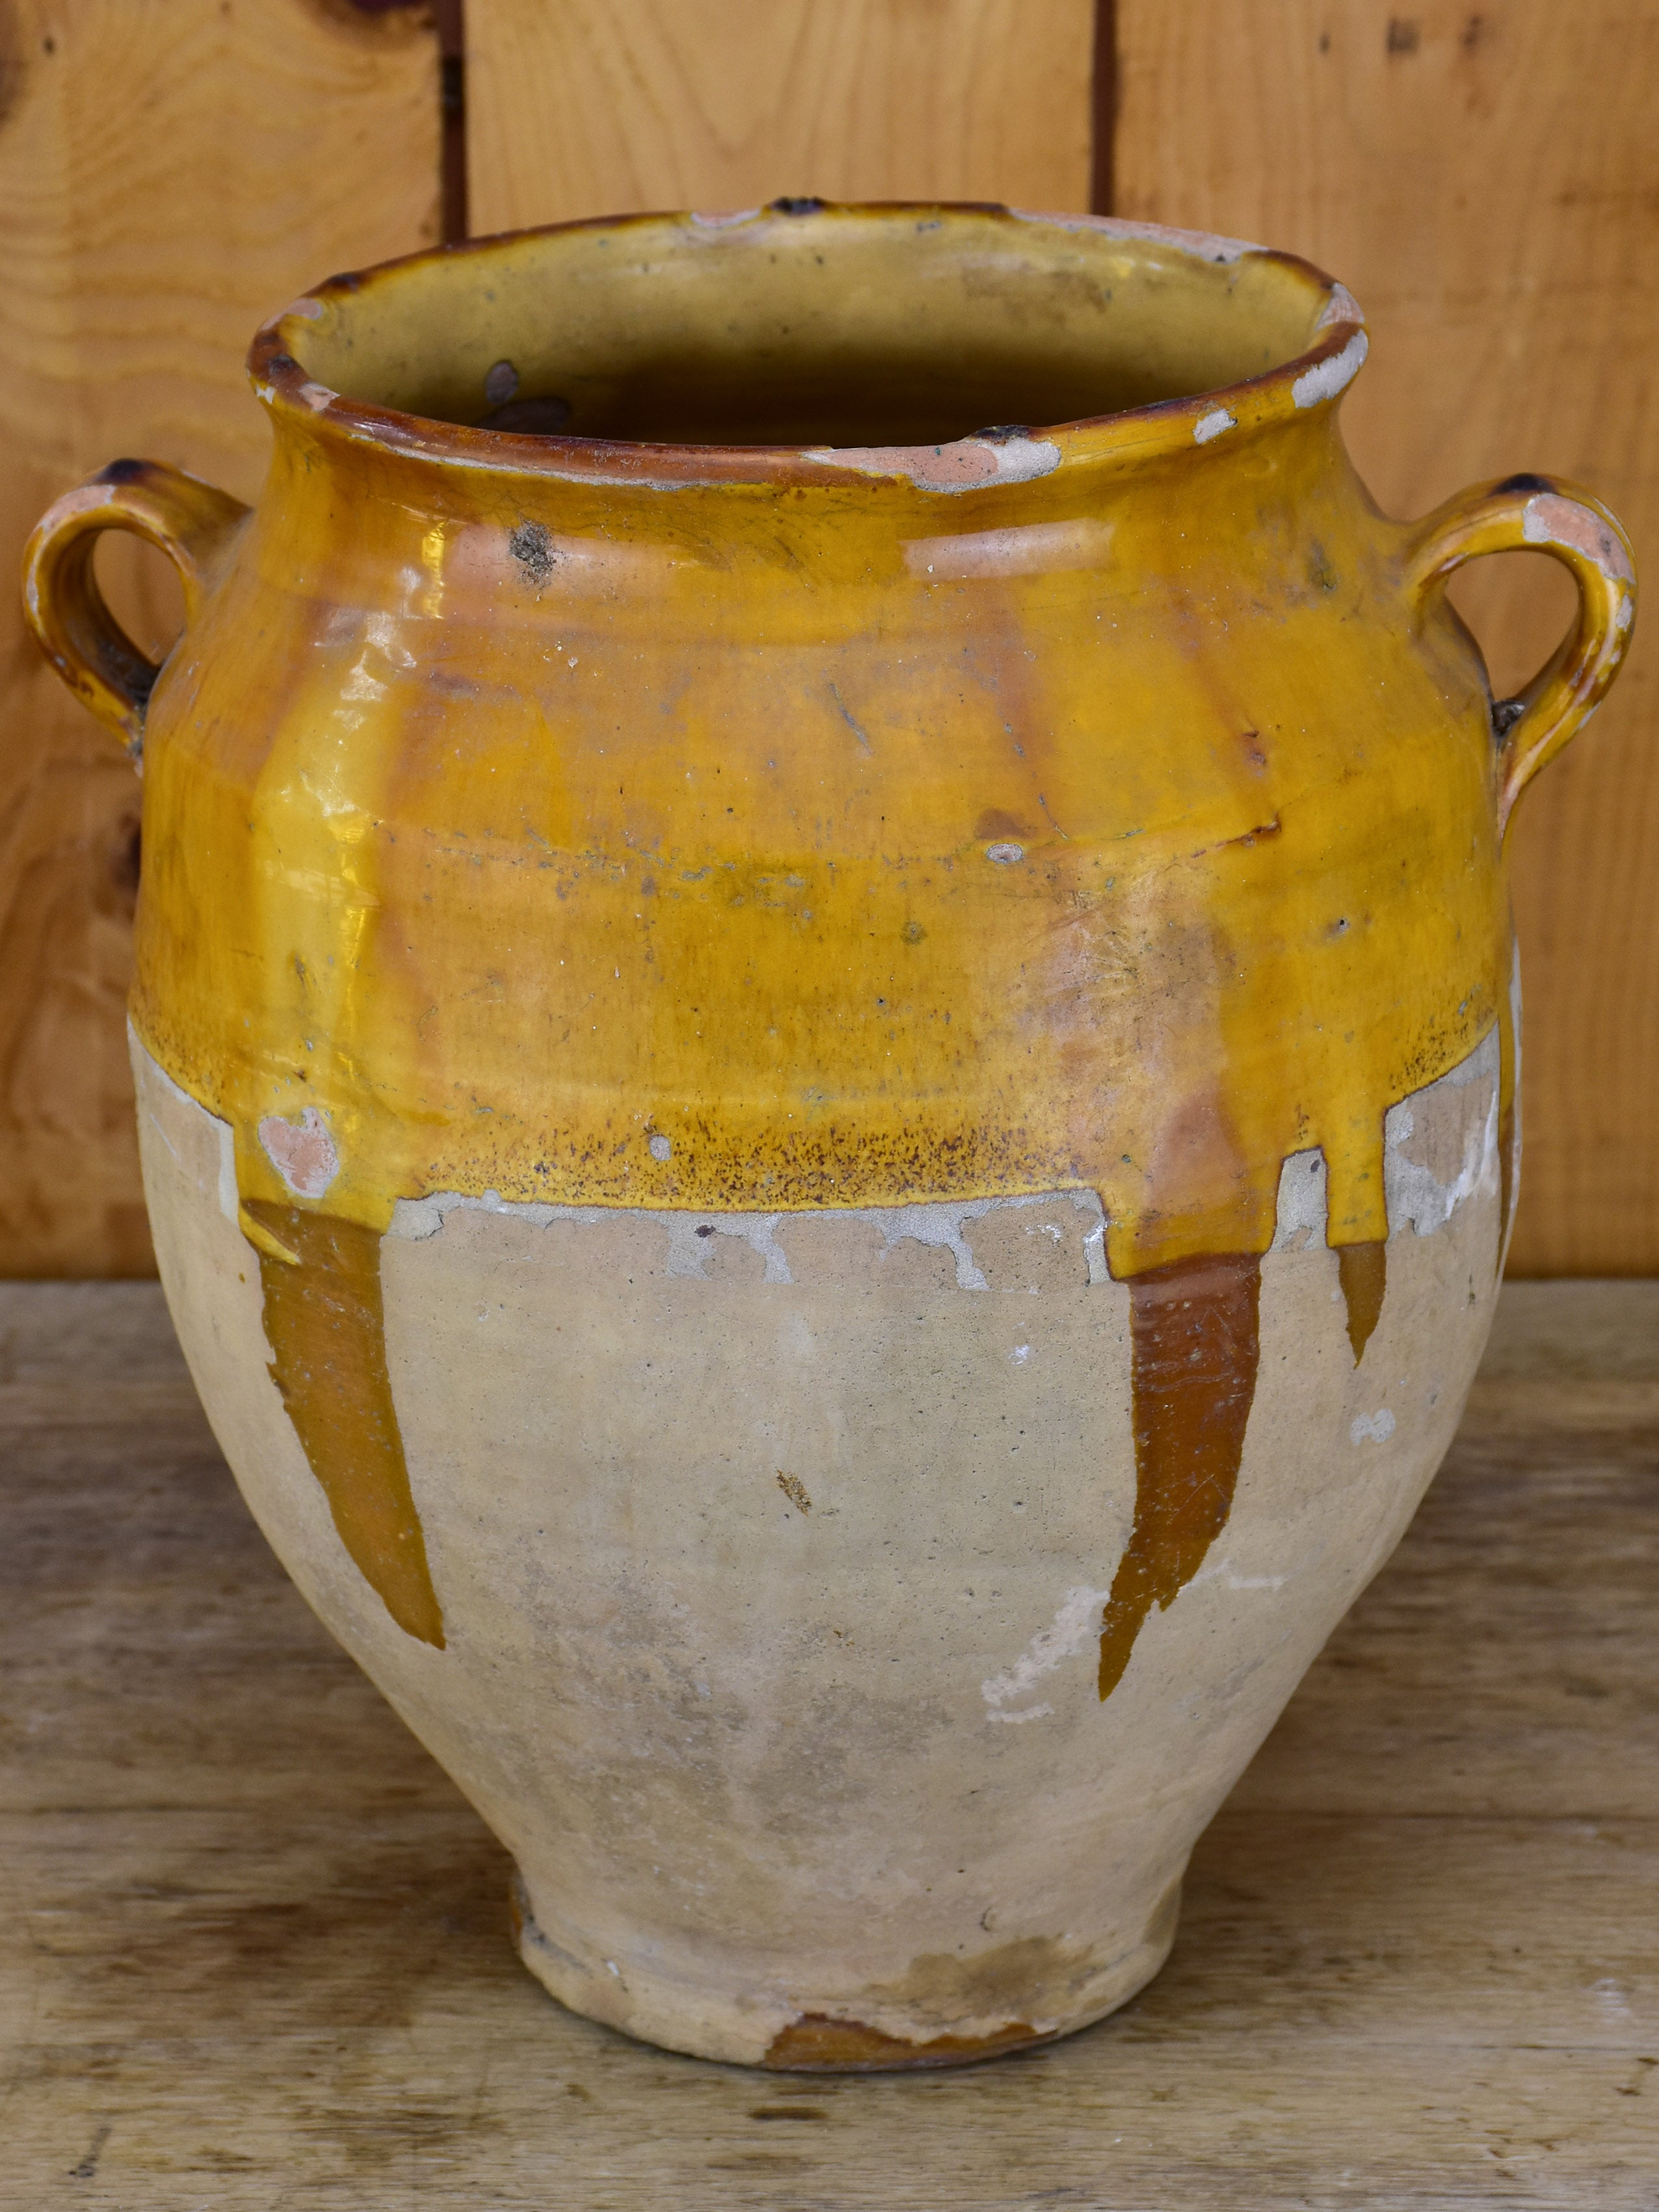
xmin=464 ymin=0 xmax=1095 ymax=233
xmin=2 ymin=1281 xmax=1656 ymax=2204
xmin=0 ymin=0 xmax=442 ymax=1276
xmin=1113 ymin=1 xmax=1659 ymax=1275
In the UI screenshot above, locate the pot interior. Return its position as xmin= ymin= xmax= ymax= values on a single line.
xmin=285 ymin=204 xmax=1336 ymax=450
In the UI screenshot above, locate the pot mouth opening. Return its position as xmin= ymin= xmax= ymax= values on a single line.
xmin=254 ymin=202 xmax=1364 ymax=484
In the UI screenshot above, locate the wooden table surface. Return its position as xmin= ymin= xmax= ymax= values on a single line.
xmin=3 ymin=1280 xmax=1656 ymax=2209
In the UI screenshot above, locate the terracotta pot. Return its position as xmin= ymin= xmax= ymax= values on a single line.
xmin=25 ymin=202 xmax=1636 ymax=2069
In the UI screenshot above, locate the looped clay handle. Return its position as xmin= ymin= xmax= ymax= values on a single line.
xmin=21 ymin=458 xmax=250 ymax=763
xmin=1403 ymin=473 xmax=1637 ymax=838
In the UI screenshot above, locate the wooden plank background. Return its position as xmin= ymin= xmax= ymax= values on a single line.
xmin=0 ymin=0 xmax=442 ymax=1275
xmin=466 ymin=0 xmax=1095 ymax=228
xmin=1 ymin=0 xmax=1652 ymax=1275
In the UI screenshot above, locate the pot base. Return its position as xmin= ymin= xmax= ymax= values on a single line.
xmin=509 ymin=1871 xmax=1180 ymax=2071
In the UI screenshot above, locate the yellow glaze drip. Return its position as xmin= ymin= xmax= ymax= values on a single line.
xmin=247 ymin=1200 xmax=445 ymax=1648
xmin=1336 ymin=1240 xmax=1388 ymax=1366
xmin=1098 ymin=1253 xmax=1262 ymax=1701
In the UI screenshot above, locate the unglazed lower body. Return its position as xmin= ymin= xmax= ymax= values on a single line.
xmin=133 ymin=1029 xmax=1504 ymax=2068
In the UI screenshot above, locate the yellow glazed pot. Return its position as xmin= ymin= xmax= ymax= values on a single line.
xmin=25 ymin=202 xmax=1636 ymax=2069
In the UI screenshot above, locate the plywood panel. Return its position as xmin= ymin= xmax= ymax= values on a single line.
xmin=466 ymin=0 xmax=1095 ymax=233
xmin=1113 ymin=1 xmax=1659 ymax=1274
xmin=0 ymin=0 xmax=442 ymax=1275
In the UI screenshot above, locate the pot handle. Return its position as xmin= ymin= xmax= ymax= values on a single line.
xmin=21 ymin=458 xmax=251 ymax=762
xmin=1403 ymin=474 xmax=1636 ymax=839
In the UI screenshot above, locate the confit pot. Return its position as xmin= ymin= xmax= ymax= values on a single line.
xmin=24 ymin=201 xmax=1637 ymax=2070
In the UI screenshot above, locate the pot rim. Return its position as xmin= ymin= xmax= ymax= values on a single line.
xmin=248 ymin=199 xmax=1368 ymax=494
